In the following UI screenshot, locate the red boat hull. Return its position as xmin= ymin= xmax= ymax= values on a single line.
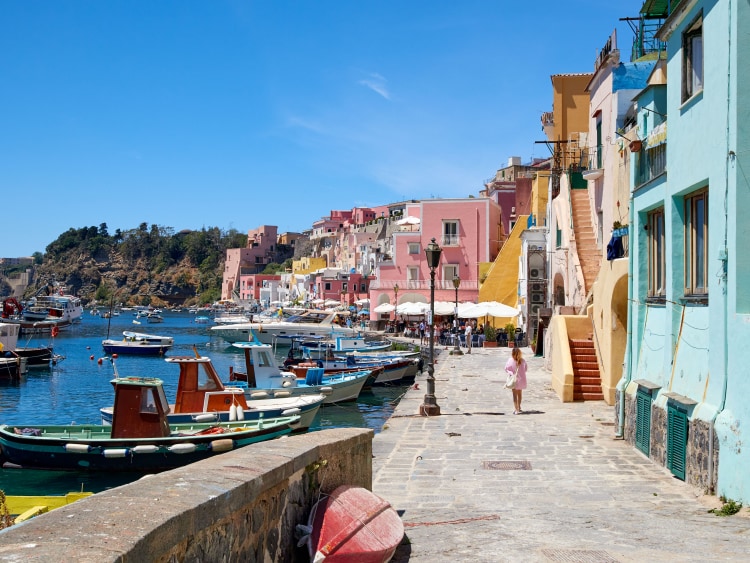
xmin=307 ymin=485 xmax=404 ymax=563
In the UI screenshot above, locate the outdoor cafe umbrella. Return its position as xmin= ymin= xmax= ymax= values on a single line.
xmin=395 ymin=216 xmax=421 ymax=226
xmin=373 ymin=303 xmax=395 ymax=313
xmin=460 ymin=301 xmax=518 ymax=319
xmin=396 ymin=302 xmax=430 ymax=316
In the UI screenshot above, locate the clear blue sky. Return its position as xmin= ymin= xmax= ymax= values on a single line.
xmin=1 ymin=1 xmax=642 ymax=257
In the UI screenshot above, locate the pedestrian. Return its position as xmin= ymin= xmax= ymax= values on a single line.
xmin=464 ymin=322 xmax=473 ymax=352
xmin=505 ymin=347 xmax=528 ymax=414
xmin=419 ymin=321 xmax=425 ymax=345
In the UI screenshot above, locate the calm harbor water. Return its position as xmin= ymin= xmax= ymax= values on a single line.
xmin=0 ymin=310 xmax=409 ymax=495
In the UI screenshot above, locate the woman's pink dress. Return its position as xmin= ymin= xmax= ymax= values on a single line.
xmin=504 ymin=357 xmax=527 ymax=390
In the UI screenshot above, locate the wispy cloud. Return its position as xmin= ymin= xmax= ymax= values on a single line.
xmin=358 ymin=73 xmax=390 ymax=100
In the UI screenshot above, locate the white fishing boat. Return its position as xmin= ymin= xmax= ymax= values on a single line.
xmin=210 ymin=309 xmax=357 ymax=345
xmin=230 ymin=335 xmax=370 ymax=404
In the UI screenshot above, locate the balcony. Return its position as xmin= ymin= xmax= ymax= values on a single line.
xmin=635 ymin=142 xmax=666 ymax=188
xmin=581 ymin=146 xmax=604 ymax=180
xmin=441 ymin=235 xmax=460 ymax=247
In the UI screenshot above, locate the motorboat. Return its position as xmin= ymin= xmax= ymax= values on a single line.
xmin=99 ymin=353 xmax=324 ymax=432
xmin=102 ymin=331 xmax=174 ymax=356
xmin=1 ymin=289 xmax=82 ymax=334
xmin=229 ymin=334 xmax=371 ymax=404
xmin=0 ymin=321 xmax=60 ymax=367
xmin=210 ymin=309 xmax=358 ymax=345
xmin=0 ymin=376 xmax=299 ymax=472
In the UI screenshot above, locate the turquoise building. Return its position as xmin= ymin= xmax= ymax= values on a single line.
xmin=620 ymin=0 xmax=750 ymax=502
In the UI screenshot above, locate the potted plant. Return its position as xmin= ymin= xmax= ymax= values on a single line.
xmin=504 ymin=322 xmax=516 ymax=347
xmin=530 ymin=336 xmax=537 ymax=354
xmin=483 ymin=324 xmax=497 ymax=347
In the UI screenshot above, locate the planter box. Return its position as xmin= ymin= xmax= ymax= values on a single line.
xmin=483 ymin=341 xmax=498 ymax=348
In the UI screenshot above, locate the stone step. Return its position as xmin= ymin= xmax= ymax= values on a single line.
xmin=573 ymin=361 xmax=599 ymax=370
xmin=573 ymin=392 xmax=605 ymax=401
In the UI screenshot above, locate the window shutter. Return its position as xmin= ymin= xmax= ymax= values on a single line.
xmin=667 ymin=404 xmax=688 ymax=481
xmin=635 ymin=389 xmax=651 ymax=456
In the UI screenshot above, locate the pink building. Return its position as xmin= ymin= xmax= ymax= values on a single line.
xmin=222 ymin=226 xmax=279 ymax=300
xmin=370 ymin=198 xmax=502 ymax=321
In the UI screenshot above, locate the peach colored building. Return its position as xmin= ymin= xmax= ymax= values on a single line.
xmin=222 ymin=225 xmax=279 ymax=301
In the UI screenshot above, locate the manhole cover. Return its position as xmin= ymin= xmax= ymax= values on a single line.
xmin=481 ymin=460 xmax=531 ymax=470
xmin=541 ymin=549 xmax=619 ymax=562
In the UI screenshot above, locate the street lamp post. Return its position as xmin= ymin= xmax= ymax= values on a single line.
xmin=420 ymin=238 xmax=442 ymax=416
xmin=393 ymin=283 xmax=399 ymax=333
xmin=450 ymin=276 xmax=463 ymax=356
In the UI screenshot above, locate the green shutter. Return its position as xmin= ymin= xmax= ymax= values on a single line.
xmin=667 ymin=404 xmax=688 ymax=480
xmin=635 ymin=389 xmax=651 ymax=455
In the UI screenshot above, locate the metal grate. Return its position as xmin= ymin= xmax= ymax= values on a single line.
xmin=541 ymin=549 xmax=620 ymax=562
xmin=481 ymin=460 xmax=531 ymax=470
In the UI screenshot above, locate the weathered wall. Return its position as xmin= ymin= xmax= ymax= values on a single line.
xmin=0 ymin=428 xmax=372 ymax=562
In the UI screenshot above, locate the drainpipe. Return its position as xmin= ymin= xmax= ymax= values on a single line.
xmin=615 ymin=184 xmax=635 ymax=439
xmin=709 ymin=1 xmax=733 ymax=490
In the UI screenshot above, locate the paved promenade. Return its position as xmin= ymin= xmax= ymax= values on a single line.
xmin=371 ymin=343 xmax=750 ymax=562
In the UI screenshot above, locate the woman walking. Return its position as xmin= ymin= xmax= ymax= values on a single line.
xmin=505 ymin=347 xmax=528 ymax=414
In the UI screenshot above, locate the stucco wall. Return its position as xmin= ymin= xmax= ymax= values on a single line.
xmin=0 ymin=428 xmax=372 ymax=562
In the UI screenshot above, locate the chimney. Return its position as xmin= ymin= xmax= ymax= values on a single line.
xmin=508 ymin=156 xmax=521 ymax=167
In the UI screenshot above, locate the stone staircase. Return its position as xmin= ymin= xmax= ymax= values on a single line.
xmin=570 ymin=190 xmax=600 ymax=295
xmin=569 ymin=338 xmax=604 ymax=401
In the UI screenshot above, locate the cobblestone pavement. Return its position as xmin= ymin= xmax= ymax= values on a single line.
xmin=371 ymin=343 xmax=750 ymax=562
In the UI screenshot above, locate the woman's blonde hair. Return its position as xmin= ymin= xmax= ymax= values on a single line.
xmin=512 ymin=347 xmax=523 ymax=362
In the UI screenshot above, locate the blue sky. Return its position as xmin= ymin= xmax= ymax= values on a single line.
xmin=1 ymin=1 xmax=642 ymax=257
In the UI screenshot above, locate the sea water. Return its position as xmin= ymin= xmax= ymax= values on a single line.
xmin=0 ymin=310 xmax=409 ymax=495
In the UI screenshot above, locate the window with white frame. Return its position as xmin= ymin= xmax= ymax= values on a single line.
xmin=443 ymin=264 xmax=458 ymax=282
xmin=682 ymin=14 xmax=703 ymax=103
xmin=685 ymin=188 xmax=708 ymax=296
xmin=647 ymin=207 xmax=665 ymax=299
xmin=442 ymin=221 xmax=459 ymax=246
xmin=408 ymin=242 xmax=420 ymax=254
xmin=407 ymin=267 xmax=419 ymax=288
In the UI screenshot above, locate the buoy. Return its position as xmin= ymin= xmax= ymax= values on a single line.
xmin=86 ymin=346 xmax=91 ymax=350
xmin=281 ymin=408 xmax=301 ymax=416
xmin=132 ymin=445 xmax=160 ymax=454
xmin=112 ymin=353 xmax=118 ymax=359
xmin=193 ymin=414 xmax=217 ymax=423
xmin=64 ymin=443 xmax=91 ymax=453
xmin=250 ymin=391 xmax=269 ymax=399
xmin=274 ymin=391 xmax=291 ymax=398
xmin=97 ymin=358 xmax=103 ymax=365
xmin=236 ymin=405 xmax=244 ymax=420
xmin=209 ymin=439 xmax=234 ymax=452
xmin=103 ymin=448 xmax=129 ymax=458
xmin=229 ymin=404 xmax=238 ymax=421
xmin=90 ymin=355 xmax=94 ymax=361
xmin=168 ymin=443 xmax=197 ymax=454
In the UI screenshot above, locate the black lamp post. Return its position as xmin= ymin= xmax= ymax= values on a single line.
xmin=450 ymin=276 xmax=463 ymax=356
xmin=420 ymin=238 xmax=442 ymax=416
xmin=393 ymin=283 xmax=399 ymax=331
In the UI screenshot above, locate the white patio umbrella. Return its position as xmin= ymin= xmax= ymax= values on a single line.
xmin=324 ymin=299 xmax=341 ymax=306
xmin=460 ymin=301 xmax=518 ymax=319
xmin=395 ymin=216 xmax=421 ymax=226
xmin=373 ymin=302 xmax=395 ymax=313
xmin=433 ymin=301 xmax=457 ymax=316
xmin=397 ymin=302 xmax=429 ymax=315
xmin=354 ymin=298 xmax=370 ymax=305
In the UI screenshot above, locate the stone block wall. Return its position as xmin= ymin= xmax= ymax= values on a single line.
xmin=0 ymin=428 xmax=373 ymax=562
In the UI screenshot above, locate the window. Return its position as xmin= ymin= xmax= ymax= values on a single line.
xmin=324 ymin=282 xmax=331 ymax=291
xmin=684 ymin=189 xmax=708 ymax=296
xmin=648 ymin=208 xmax=666 ymax=299
xmin=342 ymin=283 xmax=347 ymax=291
xmin=443 ymin=264 xmax=458 ymax=281
xmin=442 ymin=221 xmax=459 ymax=246
xmin=408 ymin=242 xmax=420 ymax=254
xmin=682 ymin=14 xmax=703 ymax=102
xmin=407 ymin=267 xmax=419 ymax=288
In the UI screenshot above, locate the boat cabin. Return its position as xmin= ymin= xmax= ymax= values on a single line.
xmin=231 ymin=340 xmax=297 ymax=389
xmin=167 ymin=355 xmax=248 ymax=413
xmin=109 ymin=377 xmax=171 ymax=439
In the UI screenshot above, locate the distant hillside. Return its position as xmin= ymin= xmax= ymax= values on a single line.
xmin=20 ymin=223 xmax=263 ymax=307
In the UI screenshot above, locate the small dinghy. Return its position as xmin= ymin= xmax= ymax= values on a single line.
xmin=306 ymin=485 xmax=403 ymax=563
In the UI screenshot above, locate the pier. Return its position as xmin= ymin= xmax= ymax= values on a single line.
xmin=1 ymin=345 xmax=749 ymax=561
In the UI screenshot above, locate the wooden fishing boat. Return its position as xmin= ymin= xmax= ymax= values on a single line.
xmin=0 ymin=376 xmax=298 ymax=472
xmin=305 ymin=485 xmax=404 ymax=563
xmin=99 ymin=353 xmax=324 ymax=431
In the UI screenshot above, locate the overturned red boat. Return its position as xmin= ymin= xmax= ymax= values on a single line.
xmin=306 ymin=485 xmax=404 ymax=563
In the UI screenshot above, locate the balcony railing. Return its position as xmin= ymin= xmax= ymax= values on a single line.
xmin=441 ymin=234 xmax=459 ymax=247
xmin=635 ymin=143 xmax=667 ymax=188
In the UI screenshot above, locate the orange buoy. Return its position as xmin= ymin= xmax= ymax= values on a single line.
xmin=90 ymin=355 xmax=94 ymax=360
xmin=97 ymin=358 xmax=103 ymax=365
xmin=112 ymin=354 xmax=118 ymax=359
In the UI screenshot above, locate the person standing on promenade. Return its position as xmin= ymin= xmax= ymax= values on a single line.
xmin=464 ymin=322 xmax=473 ymax=353
xmin=505 ymin=347 xmax=527 ymax=414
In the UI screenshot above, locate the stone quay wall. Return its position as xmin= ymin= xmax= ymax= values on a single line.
xmin=0 ymin=428 xmax=373 ymax=562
